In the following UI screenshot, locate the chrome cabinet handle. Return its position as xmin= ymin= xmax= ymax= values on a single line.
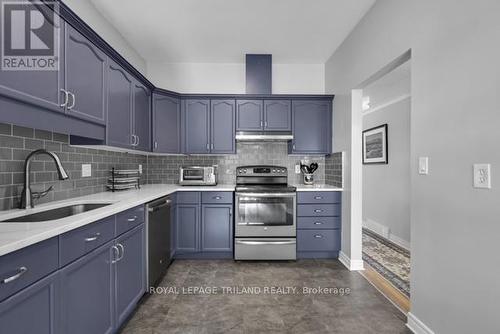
xmin=314 ymin=209 xmax=323 ymax=213
xmin=111 ymin=245 xmax=120 ymax=263
xmin=117 ymin=243 xmax=125 ymax=262
xmin=314 ymin=222 xmax=323 ymax=225
xmin=84 ymin=232 xmax=101 ymax=242
xmin=136 ymin=135 xmax=140 ymax=146
xmin=314 ymin=234 xmax=324 ymax=239
xmin=127 ymin=216 xmax=137 ymax=222
xmin=154 ymin=141 xmax=158 ymax=150
xmin=260 ymin=120 xmax=263 ymax=127
xmin=2 ymin=267 xmax=28 ymax=284
xmin=264 ymin=121 xmax=268 ymax=127
xmin=210 ymin=143 xmax=214 ymax=150
xmin=67 ymin=91 xmax=76 ymax=110
xmin=314 ymin=196 xmax=323 ymax=200
xmin=236 ymin=240 xmax=295 ymax=246
xmin=293 ymin=144 xmax=296 ymax=150
xmin=206 ymin=143 xmax=210 ymax=151
xmin=60 ymin=89 xmax=69 ymax=108
xmin=213 ymin=196 xmax=222 ymax=200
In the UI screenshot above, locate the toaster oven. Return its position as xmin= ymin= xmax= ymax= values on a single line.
xmin=179 ymin=166 xmax=217 ymax=185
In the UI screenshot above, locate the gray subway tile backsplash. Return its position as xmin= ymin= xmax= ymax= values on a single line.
xmin=0 ymin=122 xmax=343 ymax=211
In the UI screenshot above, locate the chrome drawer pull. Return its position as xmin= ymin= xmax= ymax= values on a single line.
xmin=2 ymin=267 xmax=28 ymax=284
xmin=314 ymin=196 xmax=323 ymax=200
xmin=314 ymin=222 xmax=323 ymax=225
xmin=213 ymin=196 xmax=222 ymax=200
xmin=84 ymin=232 xmax=101 ymax=242
xmin=314 ymin=209 xmax=323 ymax=213
xmin=117 ymin=243 xmax=125 ymax=262
xmin=127 ymin=216 xmax=137 ymax=222
xmin=314 ymin=234 xmax=324 ymax=239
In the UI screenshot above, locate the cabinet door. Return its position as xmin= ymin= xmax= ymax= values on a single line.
xmin=176 ymin=205 xmax=199 ymax=253
xmin=133 ymin=81 xmax=151 ymax=151
xmin=201 ymin=205 xmax=233 ymax=252
xmin=183 ymin=100 xmax=210 ymax=154
xmin=152 ymin=94 xmax=180 ymax=153
xmin=211 ymin=100 xmax=235 ymax=154
xmin=264 ymin=100 xmax=291 ymax=131
xmin=236 ymin=100 xmax=263 ymax=131
xmin=0 ymin=272 xmax=59 ymax=334
xmin=115 ymin=225 xmax=146 ymax=327
xmin=60 ymin=241 xmax=114 ymax=334
xmin=65 ymin=23 xmax=107 ymax=124
xmin=291 ymin=100 xmax=332 ymax=154
xmin=0 ymin=5 xmax=64 ymax=114
xmin=107 ymin=61 xmax=133 ymax=149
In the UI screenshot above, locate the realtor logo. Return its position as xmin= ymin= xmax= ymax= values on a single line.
xmin=1 ymin=1 xmax=59 ymax=71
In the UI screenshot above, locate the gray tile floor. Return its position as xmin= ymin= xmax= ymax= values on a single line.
xmin=121 ymin=260 xmax=411 ymax=334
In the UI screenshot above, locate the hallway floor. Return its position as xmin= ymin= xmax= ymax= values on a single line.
xmin=121 ymin=259 xmax=411 ymax=334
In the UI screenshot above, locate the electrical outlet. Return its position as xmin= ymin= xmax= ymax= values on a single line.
xmin=295 ymin=164 xmax=301 ymax=174
xmin=474 ymin=163 xmax=491 ymax=189
xmin=81 ymin=164 xmax=91 ymax=177
xmin=418 ymin=157 xmax=429 ymax=175
xmin=138 ymin=164 xmax=142 ymax=174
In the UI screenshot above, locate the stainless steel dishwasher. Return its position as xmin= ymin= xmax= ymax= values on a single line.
xmin=146 ymin=196 xmax=172 ymax=288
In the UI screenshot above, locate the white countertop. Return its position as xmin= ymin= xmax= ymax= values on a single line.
xmin=293 ymin=184 xmax=343 ymax=191
xmin=0 ymin=184 xmax=234 ymax=257
xmin=0 ymin=183 xmax=342 ymax=256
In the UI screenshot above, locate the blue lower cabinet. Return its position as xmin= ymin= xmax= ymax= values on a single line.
xmin=115 ymin=225 xmax=146 ymax=327
xmin=176 ymin=205 xmax=200 ymax=254
xmin=201 ymin=205 xmax=233 ymax=252
xmin=0 ymin=271 xmax=60 ymax=334
xmin=60 ymin=241 xmax=115 ymax=334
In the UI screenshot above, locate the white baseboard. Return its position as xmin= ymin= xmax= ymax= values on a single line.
xmin=339 ymin=251 xmax=365 ymax=271
xmin=406 ymin=312 xmax=435 ymax=334
xmin=363 ymin=219 xmax=410 ymax=250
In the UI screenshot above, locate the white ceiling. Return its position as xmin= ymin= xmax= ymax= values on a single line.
xmin=90 ymin=0 xmax=375 ymax=64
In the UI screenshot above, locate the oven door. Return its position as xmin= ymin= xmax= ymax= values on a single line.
xmin=235 ymin=192 xmax=296 ymax=237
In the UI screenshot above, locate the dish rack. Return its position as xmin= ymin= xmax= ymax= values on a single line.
xmin=107 ymin=168 xmax=141 ymax=192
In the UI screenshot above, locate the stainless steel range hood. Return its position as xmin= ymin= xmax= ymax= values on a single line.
xmin=236 ymin=131 xmax=293 ymax=142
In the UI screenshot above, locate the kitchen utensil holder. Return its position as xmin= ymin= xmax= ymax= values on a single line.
xmin=303 ymin=173 xmax=314 ymax=185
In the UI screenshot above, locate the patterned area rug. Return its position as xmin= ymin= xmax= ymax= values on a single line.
xmin=362 ymin=228 xmax=410 ymax=297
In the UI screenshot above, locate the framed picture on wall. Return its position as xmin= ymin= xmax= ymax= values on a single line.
xmin=362 ymin=124 xmax=388 ymax=164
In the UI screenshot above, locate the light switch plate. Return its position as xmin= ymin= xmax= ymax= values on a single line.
xmin=295 ymin=164 xmax=301 ymax=174
xmin=81 ymin=164 xmax=91 ymax=177
xmin=138 ymin=164 xmax=142 ymax=174
xmin=418 ymin=157 xmax=429 ymax=175
xmin=473 ymin=163 xmax=491 ymax=189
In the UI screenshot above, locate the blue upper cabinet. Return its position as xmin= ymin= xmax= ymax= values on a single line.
xmin=132 ymin=80 xmax=151 ymax=151
xmin=0 ymin=5 xmax=64 ymax=114
xmin=290 ymin=100 xmax=332 ymax=155
xmin=211 ymin=100 xmax=236 ymax=154
xmin=107 ymin=60 xmax=134 ymax=149
xmin=264 ymin=100 xmax=291 ymax=131
xmin=183 ymin=99 xmax=210 ymax=154
xmin=64 ymin=23 xmax=107 ymax=125
xmin=153 ymin=93 xmax=181 ymax=153
xmin=236 ymin=100 xmax=264 ymax=131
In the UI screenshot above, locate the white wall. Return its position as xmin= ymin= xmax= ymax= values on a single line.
xmin=63 ymin=0 xmax=147 ymax=73
xmin=147 ymin=62 xmax=325 ymax=94
xmin=325 ymin=0 xmax=500 ymax=333
xmin=363 ymin=98 xmax=411 ymax=245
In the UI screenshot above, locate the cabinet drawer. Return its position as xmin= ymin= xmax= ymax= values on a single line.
xmin=297 ymin=216 xmax=341 ymax=230
xmin=116 ymin=205 xmax=145 ymax=235
xmin=59 ymin=216 xmax=115 ymax=267
xmin=0 ymin=237 xmax=58 ymax=302
xmin=176 ymin=191 xmax=201 ymax=204
xmin=202 ymin=192 xmax=233 ymax=204
xmin=297 ymin=191 xmax=340 ymax=204
xmin=297 ymin=204 xmax=341 ymax=217
xmin=297 ymin=230 xmax=340 ymax=252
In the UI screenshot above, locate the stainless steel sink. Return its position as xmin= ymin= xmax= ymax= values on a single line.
xmin=1 ymin=203 xmax=112 ymax=223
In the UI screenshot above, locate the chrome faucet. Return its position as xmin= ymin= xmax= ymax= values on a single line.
xmin=20 ymin=149 xmax=69 ymax=209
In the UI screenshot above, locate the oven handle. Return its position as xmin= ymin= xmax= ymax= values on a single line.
xmin=235 ymin=240 xmax=296 ymax=246
xmin=235 ymin=192 xmax=296 ymax=198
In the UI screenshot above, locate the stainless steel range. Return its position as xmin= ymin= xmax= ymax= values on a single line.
xmin=234 ymin=165 xmax=296 ymax=260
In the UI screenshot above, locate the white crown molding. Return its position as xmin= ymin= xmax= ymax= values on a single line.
xmin=339 ymin=251 xmax=365 ymax=271
xmin=407 ymin=312 xmax=435 ymax=334
xmin=362 ymin=94 xmax=411 ymax=116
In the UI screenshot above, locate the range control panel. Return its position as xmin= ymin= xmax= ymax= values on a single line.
xmin=236 ymin=166 xmax=287 ymax=176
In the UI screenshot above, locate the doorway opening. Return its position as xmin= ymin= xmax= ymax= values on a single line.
xmin=352 ymin=52 xmax=412 ymax=313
